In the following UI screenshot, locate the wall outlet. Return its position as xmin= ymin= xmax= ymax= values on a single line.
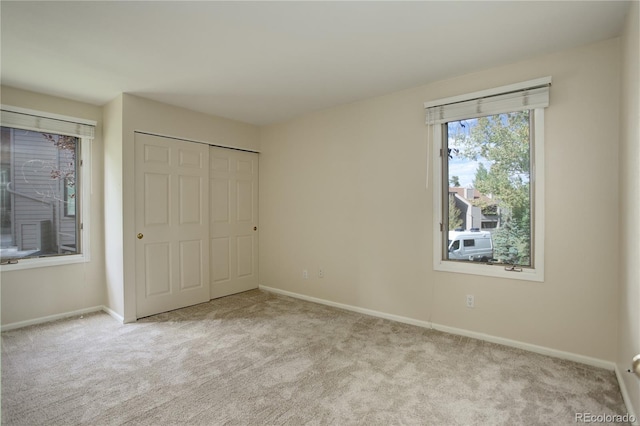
xmin=318 ymin=268 xmax=324 ymax=278
xmin=303 ymin=269 xmax=309 ymax=279
xmin=466 ymin=294 xmax=475 ymax=308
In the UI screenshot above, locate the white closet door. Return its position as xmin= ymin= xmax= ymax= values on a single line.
xmin=210 ymin=146 xmax=259 ymax=299
xmin=134 ymin=133 xmax=210 ymax=318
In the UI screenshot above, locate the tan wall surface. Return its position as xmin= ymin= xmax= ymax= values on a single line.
xmin=618 ymin=1 xmax=640 ymax=417
xmin=103 ymin=94 xmax=124 ymax=317
xmin=259 ymin=38 xmax=621 ymax=361
xmin=122 ymin=94 xmax=259 ymax=152
xmin=0 ymin=86 xmax=106 ymax=325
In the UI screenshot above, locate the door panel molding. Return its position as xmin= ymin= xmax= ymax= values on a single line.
xmin=135 ymin=133 xmax=210 ymax=318
xmin=210 ymin=146 xmax=259 ymax=299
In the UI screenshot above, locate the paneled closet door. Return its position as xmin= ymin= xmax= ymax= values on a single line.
xmin=209 ymin=146 xmax=259 ymax=299
xmin=134 ymin=133 xmax=210 ymax=318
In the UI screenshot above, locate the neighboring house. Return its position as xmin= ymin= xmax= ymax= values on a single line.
xmin=0 ymin=127 xmax=77 ymax=258
xmin=449 ymin=187 xmax=499 ymax=232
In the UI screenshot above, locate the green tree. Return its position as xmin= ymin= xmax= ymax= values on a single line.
xmin=449 ymin=175 xmax=460 ymax=187
xmin=474 ymin=163 xmax=489 ymax=186
xmin=448 ymin=194 xmax=463 ymax=230
xmin=466 ymin=112 xmax=530 ymax=221
xmin=492 ymin=218 xmax=530 ymax=265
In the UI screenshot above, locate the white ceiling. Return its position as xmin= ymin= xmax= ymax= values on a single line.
xmin=0 ymin=1 xmax=631 ymax=126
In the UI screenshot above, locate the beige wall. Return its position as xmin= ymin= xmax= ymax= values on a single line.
xmin=103 ymin=94 xmax=124 ymax=318
xmin=259 ymin=38 xmax=622 ymax=361
xmin=0 ymin=86 xmax=106 ymax=325
xmin=121 ymin=94 xmax=259 ymax=153
xmin=618 ymin=1 xmax=640 ymax=417
xmin=117 ymin=94 xmax=260 ymax=321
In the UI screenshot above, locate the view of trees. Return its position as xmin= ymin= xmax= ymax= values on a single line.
xmin=43 ymin=133 xmax=77 ymax=188
xmin=448 ymin=111 xmax=532 ymax=266
xmin=448 ymin=194 xmax=462 ymax=231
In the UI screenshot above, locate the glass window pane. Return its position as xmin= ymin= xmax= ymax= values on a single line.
xmin=0 ymin=127 xmax=79 ymax=261
xmin=445 ymin=111 xmax=532 ymax=266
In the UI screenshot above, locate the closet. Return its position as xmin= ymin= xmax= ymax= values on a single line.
xmin=134 ymin=132 xmax=258 ymax=318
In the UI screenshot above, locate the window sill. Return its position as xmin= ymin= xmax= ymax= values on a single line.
xmin=0 ymin=253 xmax=89 ymax=272
xmin=434 ymin=259 xmax=544 ymax=282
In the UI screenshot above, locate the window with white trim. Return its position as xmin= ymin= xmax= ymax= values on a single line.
xmin=0 ymin=107 xmax=94 ymax=268
xmin=425 ymin=78 xmax=550 ymax=282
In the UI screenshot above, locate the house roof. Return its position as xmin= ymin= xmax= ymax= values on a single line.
xmin=449 ymin=187 xmax=496 ymax=206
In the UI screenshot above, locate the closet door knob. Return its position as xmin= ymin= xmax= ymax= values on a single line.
xmin=137 ymin=233 xmax=144 ymax=240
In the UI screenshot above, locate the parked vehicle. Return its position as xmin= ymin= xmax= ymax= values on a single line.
xmin=448 ymin=229 xmax=493 ymax=262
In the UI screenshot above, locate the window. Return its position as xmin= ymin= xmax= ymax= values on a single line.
xmin=447 ymin=111 xmax=533 ymax=265
xmin=0 ymin=107 xmax=95 ymax=269
xmin=425 ymin=78 xmax=549 ymax=282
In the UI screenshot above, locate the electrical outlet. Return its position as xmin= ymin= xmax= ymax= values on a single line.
xmin=318 ymin=268 xmax=324 ymax=278
xmin=466 ymin=294 xmax=475 ymax=308
xmin=303 ymin=269 xmax=309 ymax=279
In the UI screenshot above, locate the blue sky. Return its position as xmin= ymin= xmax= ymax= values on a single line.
xmin=448 ymin=156 xmax=478 ymax=188
xmin=447 ymin=120 xmax=479 ymax=188
xmin=448 ymin=132 xmax=491 ymax=188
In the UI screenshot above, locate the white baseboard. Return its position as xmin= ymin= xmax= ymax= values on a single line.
xmin=1 ymin=306 xmax=104 ymax=332
xmin=1 ymin=305 xmax=124 ymax=332
xmin=431 ymin=323 xmax=614 ymax=370
xmin=259 ymin=285 xmax=433 ymax=329
xmin=259 ymin=285 xmax=614 ymax=371
xmin=101 ymin=305 xmax=125 ymax=323
xmin=615 ymin=365 xmax=639 ymax=425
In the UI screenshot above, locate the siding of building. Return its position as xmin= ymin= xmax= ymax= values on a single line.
xmin=6 ymin=128 xmax=77 ymax=253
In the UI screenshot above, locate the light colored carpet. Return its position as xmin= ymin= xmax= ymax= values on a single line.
xmin=1 ymin=289 xmax=630 ymax=425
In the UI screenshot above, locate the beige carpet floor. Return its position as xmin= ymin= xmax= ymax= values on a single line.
xmin=1 ymin=289 xmax=630 ymax=425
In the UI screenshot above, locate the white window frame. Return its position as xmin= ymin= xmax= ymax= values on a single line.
xmin=0 ymin=105 xmax=94 ymax=271
xmin=426 ymin=79 xmax=549 ymax=282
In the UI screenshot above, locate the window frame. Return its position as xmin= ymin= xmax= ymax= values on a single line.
xmin=428 ymin=81 xmax=547 ymax=283
xmin=0 ymin=106 xmax=93 ymax=271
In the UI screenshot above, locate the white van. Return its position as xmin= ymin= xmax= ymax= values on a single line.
xmin=448 ymin=229 xmax=493 ymax=262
